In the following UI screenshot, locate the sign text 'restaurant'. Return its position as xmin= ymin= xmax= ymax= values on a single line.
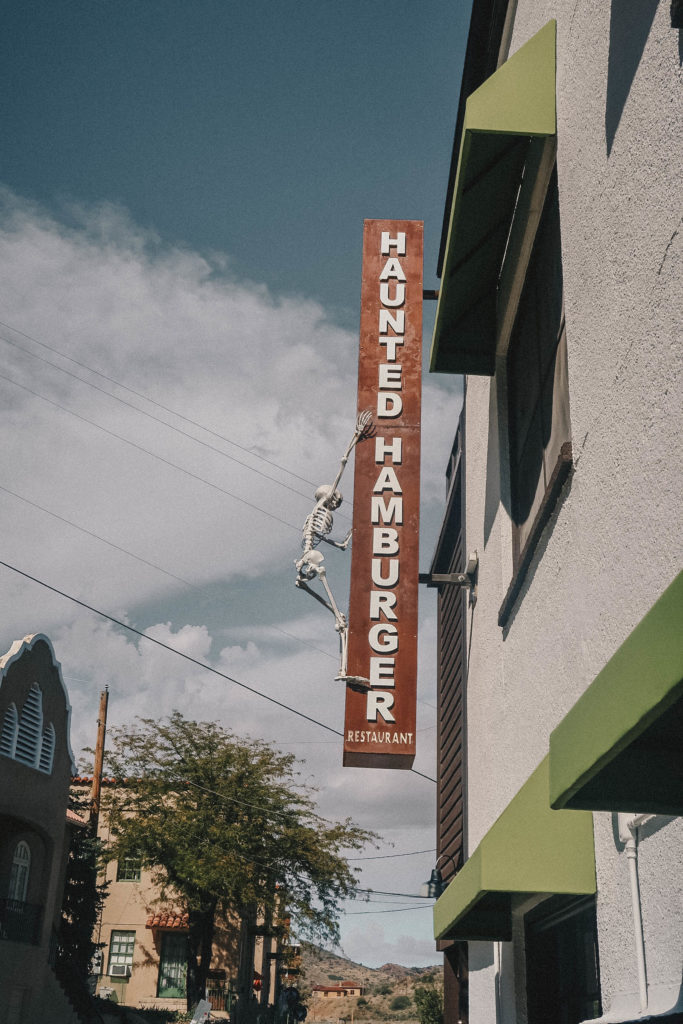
xmin=343 ymin=220 xmax=423 ymax=770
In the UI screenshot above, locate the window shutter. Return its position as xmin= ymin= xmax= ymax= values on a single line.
xmin=15 ymin=684 xmax=43 ymax=767
xmin=0 ymin=703 xmax=18 ymax=758
xmin=39 ymin=722 xmax=56 ymax=773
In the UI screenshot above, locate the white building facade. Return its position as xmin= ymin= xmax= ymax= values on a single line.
xmin=427 ymin=1 xmax=682 ymax=1021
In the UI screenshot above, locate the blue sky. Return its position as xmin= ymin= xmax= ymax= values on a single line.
xmin=0 ymin=0 xmax=469 ymax=969
xmin=2 ymin=0 xmax=468 ymax=316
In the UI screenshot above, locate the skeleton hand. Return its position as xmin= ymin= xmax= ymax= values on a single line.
xmin=356 ymin=409 xmax=375 ymax=440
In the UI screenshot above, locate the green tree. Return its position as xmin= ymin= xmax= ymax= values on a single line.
xmin=413 ymin=985 xmax=443 ymax=1024
xmin=102 ymin=713 xmax=377 ymax=1009
xmin=57 ymin=797 xmax=108 ymax=1010
xmin=389 ymin=995 xmax=411 ymax=1011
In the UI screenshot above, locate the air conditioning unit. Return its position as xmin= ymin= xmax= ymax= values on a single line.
xmin=110 ymin=964 xmax=132 ymax=978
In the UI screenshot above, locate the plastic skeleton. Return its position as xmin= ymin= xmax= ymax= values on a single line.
xmin=295 ymin=409 xmax=374 ymax=689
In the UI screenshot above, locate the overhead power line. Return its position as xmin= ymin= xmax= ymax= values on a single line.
xmin=344 ymin=905 xmax=433 ymax=915
xmin=351 ymin=888 xmax=426 ymax=900
xmin=0 ymin=317 xmax=317 ymax=489
xmin=0 ymin=483 xmax=338 ymax=663
xmin=0 ymin=482 xmax=449 ymax=704
xmin=0 ymin=371 xmax=301 ymax=534
xmin=0 ymin=557 xmax=339 ymax=734
xmin=86 ymin=778 xmax=410 ymax=886
xmin=347 ymin=848 xmax=436 ymax=861
xmin=2 ymin=476 xmax=438 ymax=716
xmin=0 ymin=331 xmax=314 ymax=506
xmin=0 ymin=482 xmax=206 ymax=593
xmin=175 ymin=776 xmax=337 ymax=829
xmin=0 ymin=561 xmax=438 ymax=782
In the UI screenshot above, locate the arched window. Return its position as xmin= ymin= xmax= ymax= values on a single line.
xmin=0 ymin=703 xmax=18 ymax=758
xmin=8 ymin=841 xmax=30 ymax=903
xmin=39 ymin=723 xmax=55 ymax=774
xmin=15 ymin=684 xmax=43 ymax=768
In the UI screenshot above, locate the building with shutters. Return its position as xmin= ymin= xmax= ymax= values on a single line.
xmin=424 ymin=2 xmax=682 ymax=1023
xmin=0 ymin=633 xmax=83 ymax=1024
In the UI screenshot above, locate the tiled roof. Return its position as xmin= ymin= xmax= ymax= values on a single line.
xmin=71 ymin=775 xmax=121 ymax=786
xmin=312 ymin=984 xmax=362 ymax=993
xmin=66 ymin=808 xmax=88 ymax=828
xmin=146 ymin=911 xmax=190 ymax=931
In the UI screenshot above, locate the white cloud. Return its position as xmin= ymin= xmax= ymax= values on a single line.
xmin=340 ymin=920 xmax=440 ymax=970
xmin=0 ymin=188 xmax=460 ymax=967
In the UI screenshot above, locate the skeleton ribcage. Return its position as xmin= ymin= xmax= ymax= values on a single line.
xmin=302 ymin=506 xmax=333 ymax=551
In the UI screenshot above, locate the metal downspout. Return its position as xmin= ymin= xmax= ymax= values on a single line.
xmin=618 ymin=813 xmax=656 ymax=1014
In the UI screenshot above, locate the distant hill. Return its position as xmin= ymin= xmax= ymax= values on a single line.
xmin=300 ymin=942 xmax=438 ymax=986
xmin=298 ymin=943 xmax=442 ymax=1021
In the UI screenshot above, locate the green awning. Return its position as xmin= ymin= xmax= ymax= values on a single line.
xmin=550 ymin=572 xmax=683 ymax=815
xmin=430 ymin=20 xmax=557 ymax=376
xmin=433 ymin=757 xmax=595 ymax=942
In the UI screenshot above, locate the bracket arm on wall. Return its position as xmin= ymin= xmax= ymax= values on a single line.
xmin=419 ymin=552 xmax=478 ymax=601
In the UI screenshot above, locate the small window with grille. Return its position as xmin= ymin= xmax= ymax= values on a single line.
xmin=116 ymin=854 xmax=142 ymax=882
xmin=107 ymin=930 xmax=135 ymax=976
xmin=8 ymin=841 xmax=31 ymax=902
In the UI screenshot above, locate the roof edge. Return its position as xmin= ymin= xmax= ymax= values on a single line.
xmin=0 ymin=633 xmax=77 ymax=774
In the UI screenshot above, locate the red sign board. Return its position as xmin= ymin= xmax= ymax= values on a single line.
xmin=343 ymin=220 xmax=423 ymax=769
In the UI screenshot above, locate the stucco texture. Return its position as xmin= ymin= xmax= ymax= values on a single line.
xmin=458 ymin=0 xmax=682 ymax=1020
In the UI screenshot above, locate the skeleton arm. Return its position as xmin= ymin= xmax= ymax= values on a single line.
xmin=326 ymin=410 xmax=374 ymax=500
xmin=321 ymin=527 xmax=353 ymax=550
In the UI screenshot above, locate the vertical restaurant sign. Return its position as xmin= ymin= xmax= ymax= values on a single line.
xmin=343 ymin=220 xmax=423 ymax=770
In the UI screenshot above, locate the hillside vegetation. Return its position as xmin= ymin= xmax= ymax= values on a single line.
xmin=300 ymin=944 xmax=443 ymax=1023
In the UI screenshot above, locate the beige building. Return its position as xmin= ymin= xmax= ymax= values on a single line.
xmin=71 ymin=777 xmax=279 ymax=1014
xmin=311 ymin=982 xmax=364 ymax=1000
xmin=0 ymin=634 xmax=81 ymax=1024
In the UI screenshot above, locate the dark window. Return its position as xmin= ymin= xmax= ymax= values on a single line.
xmin=116 ymin=854 xmax=142 ymax=882
xmin=157 ymin=932 xmax=188 ymax=998
xmin=525 ymin=895 xmax=601 ymax=1024
xmin=507 ymin=169 xmax=571 ymax=570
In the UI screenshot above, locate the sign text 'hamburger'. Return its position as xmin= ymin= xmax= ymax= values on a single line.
xmin=343 ymin=220 xmax=423 ymax=770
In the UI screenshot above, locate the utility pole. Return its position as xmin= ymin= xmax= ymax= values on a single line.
xmin=89 ymin=687 xmax=109 ymax=832
xmin=235 ymin=904 xmax=257 ymax=1024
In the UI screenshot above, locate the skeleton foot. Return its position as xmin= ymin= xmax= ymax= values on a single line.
xmin=335 ymin=673 xmax=371 ymax=693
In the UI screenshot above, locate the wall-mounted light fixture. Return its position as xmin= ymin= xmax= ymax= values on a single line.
xmin=420 ymin=852 xmax=458 ymax=899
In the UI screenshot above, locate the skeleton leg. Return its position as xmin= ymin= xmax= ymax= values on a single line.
xmin=295 ymin=569 xmax=369 ymax=690
xmin=294 ymin=577 xmax=336 ymax=616
xmin=316 ymin=567 xmax=346 ymax=633
xmin=317 ymin=572 xmax=370 ymax=691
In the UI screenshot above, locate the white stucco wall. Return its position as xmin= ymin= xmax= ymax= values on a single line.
xmin=593 ymin=813 xmax=683 ymax=1019
xmin=459 ymin=1 xmax=682 ymax=1020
